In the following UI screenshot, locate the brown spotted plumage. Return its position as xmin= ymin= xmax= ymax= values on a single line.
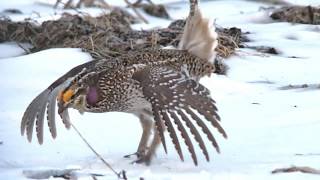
xmin=21 ymin=0 xmax=226 ymax=165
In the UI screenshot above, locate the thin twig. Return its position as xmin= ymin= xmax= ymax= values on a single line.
xmin=91 ymin=175 xmax=98 ymax=180
xmin=124 ymin=0 xmax=149 ymax=24
xmin=54 ymin=0 xmax=89 ymax=16
xmin=71 ymin=123 xmax=127 ymax=180
xmin=89 ymin=35 xmax=95 ymax=51
xmin=16 ymin=42 xmax=31 ymax=54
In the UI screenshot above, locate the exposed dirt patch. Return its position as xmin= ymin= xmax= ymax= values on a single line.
xmin=0 ymin=9 xmax=137 ymax=54
xmin=141 ymin=3 xmax=170 ymax=19
xmin=271 ymin=6 xmax=320 ymax=24
xmin=248 ymin=46 xmax=280 ymax=55
xmin=272 ymin=165 xmax=320 ymax=175
xmin=279 ymin=83 xmax=320 ymax=90
xmin=126 ymin=0 xmax=170 ymax=19
xmin=245 ymin=0 xmax=291 ymax=5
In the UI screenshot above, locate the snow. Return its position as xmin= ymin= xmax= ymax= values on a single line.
xmin=0 ymin=43 xmax=29 ymax=59
xmin=1 ymin=0 xmax=320 ymax=179
xmin=286 ymin=0 xmax=320 ymax=5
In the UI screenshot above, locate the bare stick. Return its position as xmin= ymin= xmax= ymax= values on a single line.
xmin=71 ymin=123 xmax=127 ymax=180
xmin=16 ymin=42 xmax=31 ymax=54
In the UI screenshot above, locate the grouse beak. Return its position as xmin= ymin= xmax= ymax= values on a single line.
xmin=58 ymin=101 xmax=69 ymax=115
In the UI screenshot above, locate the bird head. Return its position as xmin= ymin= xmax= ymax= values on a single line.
xmin=57 ymin=83 xmax=99 ymax=114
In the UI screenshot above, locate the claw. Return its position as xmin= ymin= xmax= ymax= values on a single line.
xmin=124 ymin=152 xmax=142 ymax=158
xmin=131 ymin=156 xmax=151 ymax=165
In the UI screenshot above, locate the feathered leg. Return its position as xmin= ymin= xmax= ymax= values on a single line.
xmin=125 ymin=110 xmax=153 ymax=158
xmin=133 ymin=109 xmax=164 ymax=165
xmin=136 ymin=113 xmax=153 ymax=156
xmin=134 ymin=125 xmax=162 ymax=165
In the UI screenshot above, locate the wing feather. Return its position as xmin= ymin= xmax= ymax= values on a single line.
xmin=133 ymin=65 xmax=226 ymax=165
xmin=161 ymin=110 xmax=184 ymax=161
xmin=177 ymin=109 xmax=209 ymax=161
xmin=185 ymin=107 xmax=220 ymax=153
xmin=21 ymin=60 xmax=99 ymax=143
xmin=47 ymin=88 xmax=60 ymax=139
xmin=169 ymin=110 xmax=197 ymax=165
xmin=151 ymin=106 xmax=168 ymax=154
xmin=35 ymin=99 xmax=48 ymax=144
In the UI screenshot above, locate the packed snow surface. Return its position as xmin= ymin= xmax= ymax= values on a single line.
xmin=0 ymin=0 xmax=320 ymax=179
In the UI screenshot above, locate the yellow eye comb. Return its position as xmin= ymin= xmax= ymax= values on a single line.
xmin=57 ymin=89 xmax=75 ymax=103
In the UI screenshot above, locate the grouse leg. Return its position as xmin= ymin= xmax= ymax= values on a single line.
xmin=133 ymin=123 xmax=162 ymax=165
xmin=124 ymin=111 xmax=153 ymax=158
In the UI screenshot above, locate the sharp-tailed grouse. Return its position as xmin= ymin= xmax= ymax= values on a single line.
xmin=21 ymin=0 xmax=227 ymax=165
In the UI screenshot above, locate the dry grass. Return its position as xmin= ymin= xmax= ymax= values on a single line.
xmin=0 ymin=10 xmax=247 ymax=74
xmin=271 ymin=6 xmax=320 ymax=25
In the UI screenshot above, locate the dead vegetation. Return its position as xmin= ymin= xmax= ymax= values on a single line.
xmin=54 ymin=0 xmax=111 ymax=9
xmin=247 ymin=46 xmax=280 ymax=55
xmin=129 ymin=0 xmax=170 ymax=19
xmin=272 ymin=165 xmax=320 ymax=175
xmin=0 ymin=9 xmax=138 ymax=56
xmin=279 ymin=83 xmax=320 ymax=90
xmin=0 ymin=7 xmax=247 ymax=74
xmin=54 ymin=0 xmax=170 ymax=20
xmin=245 ymin=0 xmax=291 ymax=5
xmin=0 ymin=13 xmax=245 ymax=58
xmin=271 ymin=6 xmax=320 ymax=24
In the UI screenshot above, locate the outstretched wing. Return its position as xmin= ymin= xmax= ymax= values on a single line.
xmin=132 ymin=66 xmax=227 ymax=165
xmin=21 ymin=60 xmax=99 ymax=144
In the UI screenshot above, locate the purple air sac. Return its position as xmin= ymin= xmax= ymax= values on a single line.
xmin=86 ymin=87 xmax=98 ymax=105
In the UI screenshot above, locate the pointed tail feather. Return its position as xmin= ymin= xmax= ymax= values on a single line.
xmin=179 ymin=0 xmax=218 ymax=63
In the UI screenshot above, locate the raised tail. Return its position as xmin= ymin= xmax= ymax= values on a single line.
xmin=178 ymin=0 xmax=218 ymax=64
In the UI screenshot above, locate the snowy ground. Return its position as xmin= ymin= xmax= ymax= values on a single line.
xmin=1 ymin=0 xmax=320 ymax=179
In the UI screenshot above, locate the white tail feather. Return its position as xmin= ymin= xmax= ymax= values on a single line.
xmin=179 ymin=4 xmax=218 ymax=64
